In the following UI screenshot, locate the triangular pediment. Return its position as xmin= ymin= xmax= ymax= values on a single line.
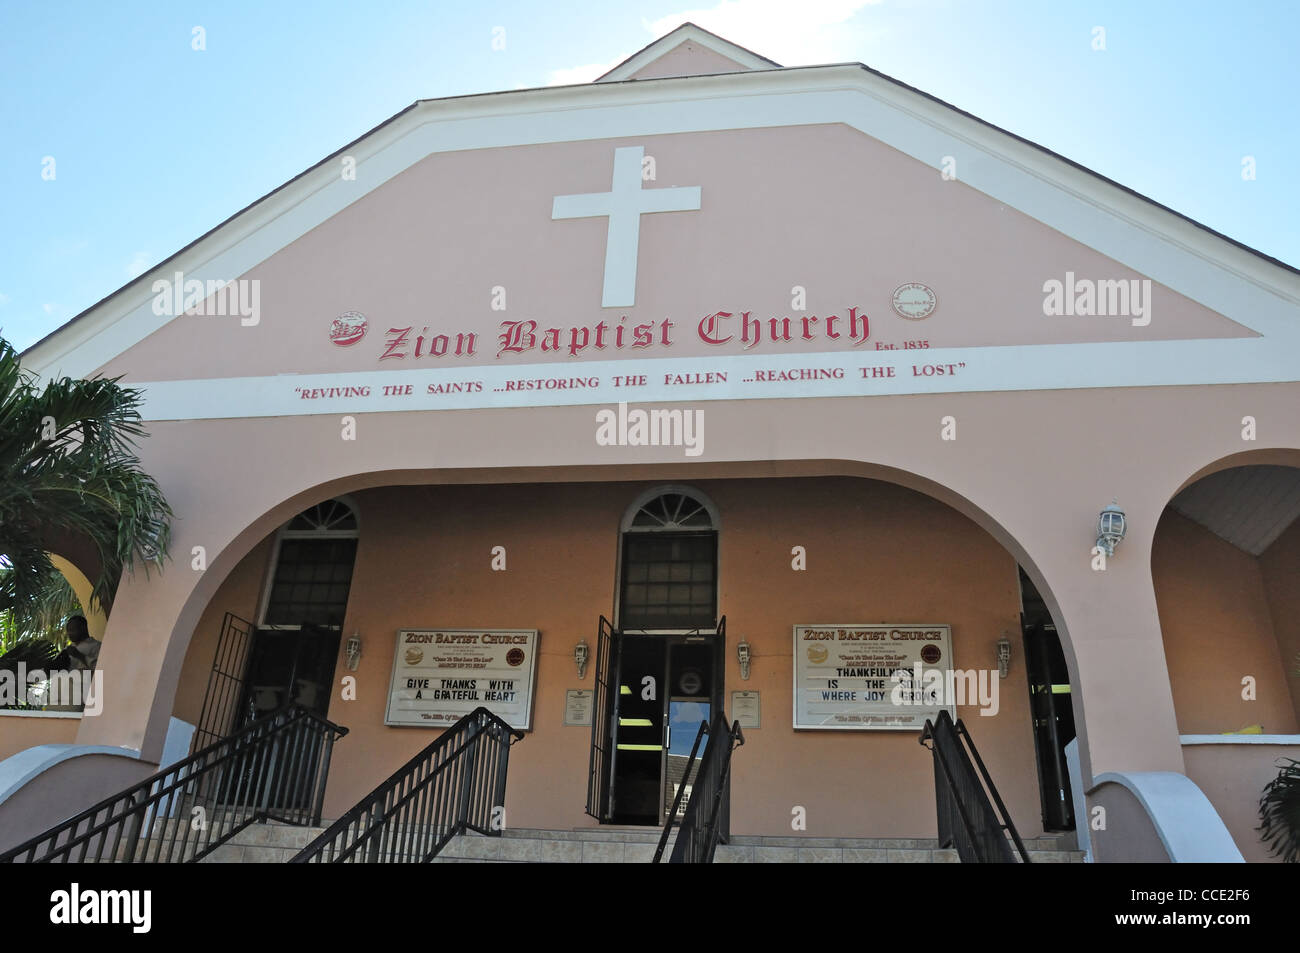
xmin=22 ymin=28 xmax=1299 ymax=421
xmin=596 ymin=22 xmax=780 ymax=82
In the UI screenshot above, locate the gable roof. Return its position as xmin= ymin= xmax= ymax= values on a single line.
xmin=21 ymin=31 xmax=1300 ymax=384
xmin=595 ymin=21 xmax=781 ymax=81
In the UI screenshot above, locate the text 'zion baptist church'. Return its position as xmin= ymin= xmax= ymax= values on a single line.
xmin=376 ymin=309 xmax=874 ymax=361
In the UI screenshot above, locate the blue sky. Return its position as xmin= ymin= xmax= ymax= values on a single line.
xmin=2 ymin=0 xmax=1296 ymax=352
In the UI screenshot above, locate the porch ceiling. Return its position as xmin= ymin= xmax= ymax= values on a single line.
xmin=1169 ymin=465 xmax=1300 ymax=555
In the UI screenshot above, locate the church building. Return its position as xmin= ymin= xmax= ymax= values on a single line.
xmin=2 ymin=23 xmax=1298 ymax=864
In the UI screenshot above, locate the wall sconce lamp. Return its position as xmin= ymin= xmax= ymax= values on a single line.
xmin=574 ymin=639 xmax=590 ymax=679
xmin=1096 ymin=499 xmax=1127 ymax=557
xmin=345 ymin=633 xmax=362 ymax=672
xmin=996 ymin=636 xmax=1012 ymax=679
xmin=737 ymin=639 xmax=752 ymax=681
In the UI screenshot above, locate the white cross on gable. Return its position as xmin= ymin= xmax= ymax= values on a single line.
xmin=552 ymin=146 xmax=701 ymax=308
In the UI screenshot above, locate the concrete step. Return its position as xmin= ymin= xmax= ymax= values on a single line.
xmin=435 ymin=829 xmax=1085 ymax=863
xmin=191 ymin=821 xmax=1084 ymax=863
xmin=197 ymin=821 xmax=328 ymax=863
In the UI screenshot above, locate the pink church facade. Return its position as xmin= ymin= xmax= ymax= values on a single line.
xmin=3 ymin=24 xmax=1299 ymax=863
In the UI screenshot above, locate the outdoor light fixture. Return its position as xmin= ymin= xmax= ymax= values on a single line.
xmin=737 ymin=639 xmax=752 ymax=681
xmin=996 ymin=636 xmax=1012 ymax=679
xmin=1096 ymin=499 xmax=1127 ymax=557
xmin=345 ymin=633 xmax=362 ymax=672
xmin=574 ymin=639 xmax=590 ymax=679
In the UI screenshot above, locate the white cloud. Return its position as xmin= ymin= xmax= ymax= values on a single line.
xmin=0 ymin=293 xmax=9 ymax=307
xmin=42 ymin=303 xmax=55 ymax=315
xmin=125 ymin=251 xmax=152 ymax=278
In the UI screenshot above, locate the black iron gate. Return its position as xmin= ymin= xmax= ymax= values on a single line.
xmin=193 ymin=613 xmax=254 ymax=754
xmin=585 ymin=615 xmax=617 ymax=821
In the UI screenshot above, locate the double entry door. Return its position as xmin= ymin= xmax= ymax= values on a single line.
xmin=605 ymin=632 xmax=723 ymax=826
xmin=237 ymin=624 xmax=341 ymax=727
xmin=1024 ymin=622 xmax=1076 ymax=830
xmin=226 ymin=624 xmax=341 ymax=812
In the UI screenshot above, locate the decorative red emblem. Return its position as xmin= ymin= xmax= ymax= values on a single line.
xmin=921 ymin=645 xmax=941 ymax=664
xmin=329 ymin=311 xmax=368 ymax=346
xmin=506 ymin=648 xmax=525 ymax=667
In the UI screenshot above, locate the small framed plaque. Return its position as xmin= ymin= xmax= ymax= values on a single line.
xmin=731 ymin=690 xmax=760 ymax=729
xmin=565 ymin=689 xmax=594 ymax=726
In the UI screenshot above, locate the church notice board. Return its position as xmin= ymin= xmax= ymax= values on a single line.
xmin=386 ymin=629 xmax=539 ymax=730
xmin=792 ymin=624 xmax=954 ymax=730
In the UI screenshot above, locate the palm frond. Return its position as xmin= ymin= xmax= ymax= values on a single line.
xmin=0 ymin=334 xmax=173 ymax=616
xmin=1259 ymin=758 xmax=1300 ymax=863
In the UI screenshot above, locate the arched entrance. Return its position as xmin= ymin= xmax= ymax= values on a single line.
xmin=192 ymin=497 xmax=360 ymax=750
xmin=1152 ymin=452 xmax=1300 ymax=862
xmin=600 ymin=485 xmax=723 ymax=825
xmin=148 ymin=462 xmax=1081 ymax=838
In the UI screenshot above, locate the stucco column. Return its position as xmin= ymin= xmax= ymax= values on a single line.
xmin=72 ymin=552 xmax=206 ymax=762
xmin=1027 ymin=491 xmax=1186 ymax=786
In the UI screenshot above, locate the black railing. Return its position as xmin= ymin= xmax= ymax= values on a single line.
xmin=653 ymin=719 xmax=709 ymax=863
xmin=291 ymin=707 xmax=523 ymax=863
xmin=0 ymin=704 xmax=347 ymax=863
xmin=659 ymin=711 xmax=744 ymax=863
xmin=920 ymin=710 xmax=1029 ymax=863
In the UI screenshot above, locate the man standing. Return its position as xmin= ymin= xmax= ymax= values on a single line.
xmin=58 ymin=615 xmax=101 ymax=672
xmin=42 ymin=615 xmax=102 ymax=711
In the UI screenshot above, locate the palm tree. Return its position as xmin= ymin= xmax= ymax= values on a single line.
xmin=1260 ymin=758 xmax=1300 ymax=863
xmin=0 ymin=334 xmax=172 ymax=636
xmin=0 ymin=569 xmax=80 ymax=651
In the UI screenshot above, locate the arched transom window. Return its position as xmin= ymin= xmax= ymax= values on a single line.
xmin=261 ymin=497 xmax=360 ymax=628
xmin=619 ymin=487 xmax=719 ymax=631
xmin=625 ymin=491 xmax=716 ymax=531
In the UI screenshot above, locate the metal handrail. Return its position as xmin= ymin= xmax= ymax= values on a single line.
xmin=954 ymin=717 xmax=1031 ymax=861
xmin=920 ymin=710 xmax=1029 ymax=863
xmin=653 ymin=719 xmax=709 ymax=863
xmin=661 ymin=712 xmax=744 ymax=863
xmin=0 ymin=704 xmax=348 ymax=863
xmin=291 ymin=706 xmax=523 ymax=863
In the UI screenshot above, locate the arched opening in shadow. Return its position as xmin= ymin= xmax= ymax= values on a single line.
xmin=1154 ymin=462 xmax=1300 ymax=734
xmin=158 ymin=464 xmax=1081 ymax=840
xmin=1152 ymin=451 xmax=1300 ymax=862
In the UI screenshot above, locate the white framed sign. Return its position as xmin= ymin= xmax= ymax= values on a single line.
xmin=385 ymin=629 xmax=539 ymax=730
xmin=792 ymin=624 xmax=954 ymax=730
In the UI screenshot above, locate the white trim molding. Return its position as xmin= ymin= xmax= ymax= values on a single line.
xmin=1091 ymin=770 xmax=1244 ymax=863
xmin=0 ymin=744 xmax=141 ymax=810
xmin=130 ymin=336 xmax=1300 ymax=422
